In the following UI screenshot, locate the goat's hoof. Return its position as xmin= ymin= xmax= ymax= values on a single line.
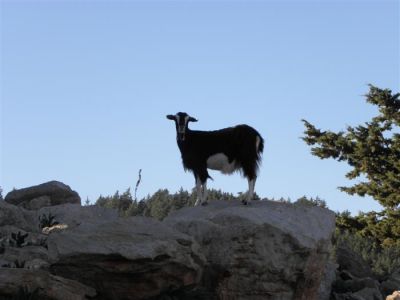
xmin=201 ymin=202 xmax=209 ymax=206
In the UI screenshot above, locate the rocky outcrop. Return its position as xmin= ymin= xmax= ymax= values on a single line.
xmin=1 ymin=181 xmax=338 ymax=299
xmin=0 ymin=269 xmax=96 ymax=300
xmin=336 ymin=245 xmax=373 ymax=278
xmin=165 ymin=200 xmax=336 ymax=300
xmin=5 ymin=181 xmax=81 ymax=210
xmin=47 ymin=217 xmax=204 ymax=300
xmin=331 ymin=245 xmax=399 ymax=300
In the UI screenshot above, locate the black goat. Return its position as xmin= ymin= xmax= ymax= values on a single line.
xmin=167 ymin=112 xmax=264 ymax=205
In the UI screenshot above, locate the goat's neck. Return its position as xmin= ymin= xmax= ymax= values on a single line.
xmin=176 ymin=128 xmax=192 ymax=150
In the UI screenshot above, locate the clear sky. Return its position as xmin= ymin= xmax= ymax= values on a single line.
xmin=1 ymin=0 xmax=399 ymax=214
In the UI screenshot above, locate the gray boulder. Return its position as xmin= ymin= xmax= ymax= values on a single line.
xmin=0 ymin=201 xmax=36 ymax=231
xmin=1 ymin=187 xmax=337 ymax=300
xmin=165 ymin=200 xmax=336 ymax=300
xmin=336 ymin=244 xmax=373 ymax=278
xmin=0 ymin=268 xmax=96 ymax=300
xmin=37 ymin=203 xmax=118 ymax=230
xmin=47 ymin=216 xmax=205 ymax=300
xmin=5 ymin=181 xmax=81 ymax=210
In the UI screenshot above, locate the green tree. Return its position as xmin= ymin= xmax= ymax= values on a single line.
xmin=302 ymin=85 xmax=400 ymax=246
xmin=95 ymin=188 xmax=133 ymax=212
xmin=302 ymin=85 xmax=399 ymax=209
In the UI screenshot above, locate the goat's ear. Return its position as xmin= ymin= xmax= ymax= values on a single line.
xmin=166 ymin=115 xmax=175 ymax=120
xmin=189 ymin=117 xmax=198 ymax=122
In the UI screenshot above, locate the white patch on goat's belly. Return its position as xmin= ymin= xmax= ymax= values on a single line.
xmin=206 ymin=153 xmax=238 ymax=174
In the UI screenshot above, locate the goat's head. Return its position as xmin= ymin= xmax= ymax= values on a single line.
xmin=166 ymin=112 xmax=198 ymax=141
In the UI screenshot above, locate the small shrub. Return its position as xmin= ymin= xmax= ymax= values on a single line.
xmin=10 ymin=232 xmax=28 ymax=248
xmin=38 ymin=213 xmax=59 ymax=229
xmin=294 ymin=196 xmax=327 ymax=208
xmin=1 ymin=263 xmax=11 ymax=268
xmin=13 ymin=260 xmax=25 ymax=269
xmin=10 ymin=287 xmax=40 ymax=300
xmin=36 ymin=238 xmax=47 ymax=249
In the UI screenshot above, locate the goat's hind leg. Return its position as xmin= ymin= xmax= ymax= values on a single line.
xmin=194 ymin=168 xmax=209 ymax=206
xmin=201 ymin=180 xmax=208 ymax=206
xmin=243 ymin=177 xmax=256 ymax=205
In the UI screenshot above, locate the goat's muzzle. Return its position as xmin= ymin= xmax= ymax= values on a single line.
xmin=178 ymin=132 xmax=185 ymax=141
xmin=178 ymin=126 xmax=186 ymax=141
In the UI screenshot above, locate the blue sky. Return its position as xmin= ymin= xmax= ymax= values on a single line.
xmin=1 ymin=0 xmax=399 ymax=214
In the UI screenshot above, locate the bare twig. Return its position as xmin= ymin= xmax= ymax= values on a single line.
xmin=134 ymin=169 xmax=142 ymax=201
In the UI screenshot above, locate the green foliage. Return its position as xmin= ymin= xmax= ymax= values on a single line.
xmin=13 ymin=260 xmax=26 ymax=269
xmin=8 ymin=287 xmax=40 ymax=300
xmin=10 ymin=232 xmax=28 ymax=248
xmin=335 ymin=209 xmax=400 ymax=277
xmin=336 ymin=209 xmax=400 ymax=248
xmin=334 ymin=228 xmax=400 ymax=277
xmin=96 ymin=188 xmax=134 ymax=212
xmin=302 ymin=85 xmax=400 ymax=209
xmin=302 ymin=86 xmax=400 ymax=278
xmin=97 ymin=187 xmax=249 ymax=220
xmin=1 ymin=263 xmax=11 ymax=268
xmin=38 ymin=213 xmax=59 ymax=229
xmin=294 ymin=196 xmax=327 ymax=208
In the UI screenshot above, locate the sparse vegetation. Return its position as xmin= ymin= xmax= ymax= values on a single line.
xmin=96 ymin=187 xmax=226 ymax=219
xmin=10 ymin=232 xmax=28 ymax=248
xmin=13 ymin=260 xmax=26 ymax=269
xmin=1 ymin=263 xmax=11 ymax=268
xmin=38 ymin=213 xmax=59 ymax=229
xmin=0 ymin=260 xmax=26 ymax=269
xmin=7 ymin=287 xmax=40 ymax=300
xmin=333 ymin=227 xmax=400 ymax=278
xmin=293 ymin=196 xmax=327 ymax=208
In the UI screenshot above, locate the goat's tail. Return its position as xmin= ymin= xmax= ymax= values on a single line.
xmin=256 ymin=134 xmax=264 ymax=155
xmin=255 ymin=134 xmax=264 ymax=174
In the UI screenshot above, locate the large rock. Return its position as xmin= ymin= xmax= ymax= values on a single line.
xmin=0 ymin=200 xmax=36 ymax=231
xmin=336 ymin=244 xmax=373 ymax=278
xmin=47 ymin=216 xmax=204 ymax=300
xmin=165 ymin=200 xmax=336 ymax=300
xmin=0 ymin=268 xmax=96 ymax=300
xmin=37 ymin=203 xmax=118 ymax=230
xmin=1 ymin=191 xmax=337 ymax=300
xmin=5 ymin=181 xmax=81 ymax=210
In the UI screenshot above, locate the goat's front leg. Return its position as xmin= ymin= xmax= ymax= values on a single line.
xmin=194 ymin=176 xmax=203 ymax=206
